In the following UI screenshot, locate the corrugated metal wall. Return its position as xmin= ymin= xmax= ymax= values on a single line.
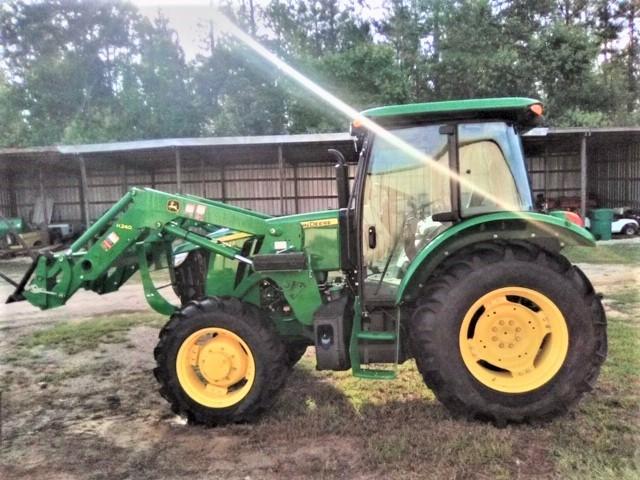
xmin=11 ymin=169 xmax=81 ymax=223
xmin=0 ymin=177 xmax=12 ymax=218
xmin=589 ymin=142 xmax=640 ymax=209
xmin=4 ymin=160 xmax=357 ymax=224
xmin=526 ymin=151 xmax=581 ymax=199
xmin=2 ymin=135 xmax=638 ymax=225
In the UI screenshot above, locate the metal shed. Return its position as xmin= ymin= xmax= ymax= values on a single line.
xmin=0 ymin=133 xmax=357 ymax=228
xmin=0 ymin=127 xmax=638 ymax=231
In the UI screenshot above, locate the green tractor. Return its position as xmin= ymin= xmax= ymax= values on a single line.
xmin=7 ymin=98 xmax=606 ymax=426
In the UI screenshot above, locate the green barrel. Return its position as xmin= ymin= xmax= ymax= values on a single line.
xmin=588 ymin=208 xmax=614 ymax=240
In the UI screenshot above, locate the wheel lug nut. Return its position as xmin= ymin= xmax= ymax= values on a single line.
xmin=516 ymin=327 xmax=521 ymax=332
xmin=508 ymin=343 xmax=513 ymax=348
xmin=499 ymin=343 xmax=504 ymax=348
xmin=492 ymin=327 xmax=497 ymax=332
xmin=499 ymin=320 xmax=504 ymax=326
xmin=492 ymin=336 xmax=498 ymax=342
xmin=508 ymin=320 xmax=514 ymax=326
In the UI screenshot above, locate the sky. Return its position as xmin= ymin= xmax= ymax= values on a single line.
xmin=130 ymin=0 xmax=386 ymax=59
xmin=131 ymin=1 xmax=220 ymax=59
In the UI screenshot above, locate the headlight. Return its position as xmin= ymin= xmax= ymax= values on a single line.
xmin=173 ymin=252 xmax=189 ymax=267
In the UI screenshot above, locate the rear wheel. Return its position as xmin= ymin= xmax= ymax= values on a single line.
xmin=409 ymin=242 xmax=607 ymax=425
xmin=153 ymin=297 xmax=288 ymax=425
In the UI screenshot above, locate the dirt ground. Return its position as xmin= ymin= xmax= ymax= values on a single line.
xmin=0 ymin=255 xmax=638 ymax=479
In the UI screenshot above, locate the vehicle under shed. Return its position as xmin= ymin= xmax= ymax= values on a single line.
xmin=0 ymin=127 xmax=638 ymax=232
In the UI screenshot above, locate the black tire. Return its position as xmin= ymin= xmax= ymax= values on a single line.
xmin=173 ymin=250 xmax=209 ymax=304
xmin=284 ymin=343 xmax=308 ymax=368
xmin=172 ymin=250 xmax=307 ymax=369
xmin=409 ymin=241 xmax=607 ymax=425
xmin=621 ymin=224 xmax=638 ymax=236
xmin=153 ymin=296 xmax=288 ymax=426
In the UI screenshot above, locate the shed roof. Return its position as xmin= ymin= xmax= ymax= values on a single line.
xmin=0 ymin=127 xmax=639 ymax=173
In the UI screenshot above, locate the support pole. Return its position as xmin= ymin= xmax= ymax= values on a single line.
xmin=38 ymin=165 xmax=49 ymax=237
xmin=580 ymin=132 xmax=589 ymax=219
xmin=175 ymin=147 xmax=182 ymax=194
xmin=8 ymin=169 xmax=18 ymax=217
xmin=278 ymin=144 xmax=285 ymax=215
xmin=293 ymin=163 xmax=300 ymax=214
xmin=120 ymin=162 xmax=127 ymax=196
xmin=543 ymin=144 xmax=549 ymax=200
xmin=201 ymin=157 xmax=206 ymax=197
xmin=79 ymin=155 xmax=91 ymax=227
xmin=220 ymin=163 xmax=226 ymax=202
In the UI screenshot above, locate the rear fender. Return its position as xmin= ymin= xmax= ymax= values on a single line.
xmin=396 ymin=211 xmax=595 ymax=304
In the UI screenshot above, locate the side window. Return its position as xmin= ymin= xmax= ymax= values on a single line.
xmin=459 ymin=124 xmax=522 ymax=217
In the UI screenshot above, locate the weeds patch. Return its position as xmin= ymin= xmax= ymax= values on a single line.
xmin=16 ymin=312 xmax=164 ymax=354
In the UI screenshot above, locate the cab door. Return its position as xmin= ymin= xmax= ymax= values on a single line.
xmin=359 ymin=124 xmax=452 ymax=306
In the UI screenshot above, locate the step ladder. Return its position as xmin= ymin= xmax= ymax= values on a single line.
xmin=349 ymin=300 xmax=400 ymax=380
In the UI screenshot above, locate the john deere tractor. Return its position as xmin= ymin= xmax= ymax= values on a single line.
xmin=7 ymin=98 xmax=606 ymax=426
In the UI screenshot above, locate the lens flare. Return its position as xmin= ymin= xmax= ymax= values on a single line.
xmin=210 ymin=9 xmax=575 ymax=242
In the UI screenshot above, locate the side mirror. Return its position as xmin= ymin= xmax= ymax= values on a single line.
xmin=329 ymin=149 xmax=350 ymax=209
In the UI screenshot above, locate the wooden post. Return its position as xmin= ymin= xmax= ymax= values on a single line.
xmin=293 ymin=162 xmax=300 ymax=214
xmin=200 ymin=157 xmax=206 ymax=197
xmin=38 ymin=165 xmax=49 ymax=236
xmin=543 ymin=144 xmax=549 ymax=200
xmin=7 ymin=169 xmax=18 ymax=217
xmin=120 ymin=162 xmax=127 ymax=196
xmin=580 ymin=132 xmax=589 ymax=218
xmin=79 ymin=155 xmax=91 ymax=226
xmin=175 ymin=147 xmax=182 ymax=193
xmin=220 ymin=163 xmax=226 ymax=202
xmin=278 ymin=144 xmax=285 ymax=215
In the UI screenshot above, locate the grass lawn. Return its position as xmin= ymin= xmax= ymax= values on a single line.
xmin=564 ymin=243 xmax=640 ymax=264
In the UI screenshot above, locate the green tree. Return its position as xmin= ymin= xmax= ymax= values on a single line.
xmin=0 ymin=0 xmax=142 ymax=145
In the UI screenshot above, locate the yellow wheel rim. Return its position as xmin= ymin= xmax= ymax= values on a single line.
xmin=176 ymin=327 xmax=255 ymax=408
xmin=459 ymin=287 xmax=569 ymax=394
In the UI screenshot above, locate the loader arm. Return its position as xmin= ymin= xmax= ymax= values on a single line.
xmin=8 ymin=188 xmax=303 ymax=314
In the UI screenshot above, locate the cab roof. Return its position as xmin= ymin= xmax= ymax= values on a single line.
xmin=361 ymin=97 xmax=543 ymax=126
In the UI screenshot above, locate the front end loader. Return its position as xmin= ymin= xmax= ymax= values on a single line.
xmin=6 ymin=98 xmax=606 ymax=426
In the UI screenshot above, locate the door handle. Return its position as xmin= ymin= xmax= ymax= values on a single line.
xmin=368 ymin=226 xmax=377 ymax=249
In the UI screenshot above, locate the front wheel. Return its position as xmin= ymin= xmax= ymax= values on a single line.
xmin=153 ymin=297 xmax=288 ymax=425
xmin=409 ymin=242 xmax=607 ymax=425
